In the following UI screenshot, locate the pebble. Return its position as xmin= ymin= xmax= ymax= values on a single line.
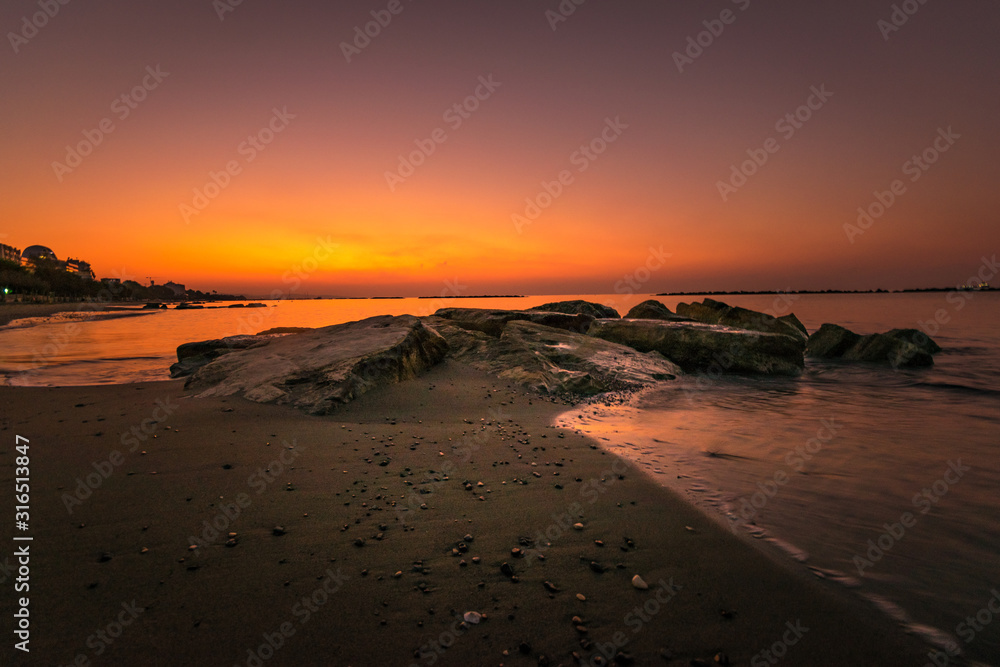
xmin=589 ymin=561 xmax=605 ymax=574
xmin=543 ymin=581 xmax=560 ymax=593
xmin=576 ymin=593 xmax=586 ymax=601
xmin=573 ymin=522 xmax=584 ymax=530
xmin=631 ymin=575 xmax=649 ymax=590
xmin=272 ymin=526 xmax=286 ymax=536
xmin=463 ymin=611 xmax=482 ymax=625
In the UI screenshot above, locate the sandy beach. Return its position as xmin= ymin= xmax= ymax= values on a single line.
xmin=0 ymin=303 xmax=107 ymax=328
xmin=0 ymin=358 xmax=934 ymax=666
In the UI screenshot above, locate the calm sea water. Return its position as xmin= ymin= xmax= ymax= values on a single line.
xmin=1 ymin=293 xmax=998 ymax=663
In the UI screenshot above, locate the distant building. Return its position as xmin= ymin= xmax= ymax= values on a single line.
xmin=21 ymin=244 xmax=58 ymax=270
xmin=163 ymin=281 xmax=186 ymax=296
xmin=0 ymin=243 xmax=20 ymax=264
xmin=65 ymin=258 xmax=95 ymax=280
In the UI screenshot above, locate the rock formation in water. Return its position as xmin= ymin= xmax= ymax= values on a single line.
xmin=675 ymin=298 xmax=808 ymax=343
xmin=588 ymin=318 xmax=805 ymax=376
xmin=806 ymin=324 xmax=940 ymax=368
xmin=425 ymin=317 xmax=681 ymax=395
xmin=433 ymin=307 xmax=595 ymax=337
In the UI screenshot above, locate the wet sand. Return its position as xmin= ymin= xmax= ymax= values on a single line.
xmin=0 ymin=303 xmax=106 ymax=328
xmin=0 ymin=360 xmax=935 ymax=665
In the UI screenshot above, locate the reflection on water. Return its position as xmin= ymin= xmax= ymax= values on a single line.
xmin=558 ymin=293 xmax=1000 ymax=665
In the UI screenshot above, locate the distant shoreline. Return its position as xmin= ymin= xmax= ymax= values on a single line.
xmin=657 ymin=287 xmax=995 ymax=296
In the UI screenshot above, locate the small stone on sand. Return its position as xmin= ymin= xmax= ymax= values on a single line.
xmin=631 ymin=575 xmax=649 ymax=590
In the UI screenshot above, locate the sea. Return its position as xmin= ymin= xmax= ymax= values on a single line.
xmin=1 ymin=292 xmax=997 ymax=665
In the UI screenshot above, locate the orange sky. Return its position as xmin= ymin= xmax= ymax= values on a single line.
xmin=2 ymin=1 xmax=998 ymax=296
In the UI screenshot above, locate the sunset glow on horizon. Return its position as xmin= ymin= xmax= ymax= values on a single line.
xmin=2 ymin=1 xmax=998 ymax=296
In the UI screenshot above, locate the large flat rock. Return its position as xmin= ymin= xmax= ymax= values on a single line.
xmin=675 ymin=298 xmax=808 ymax=342
xmin=183 ymin=315 xmax=448 ymax=413
xmin=170 ymin=335 xmax=275 ymax=378
xmin=588 ymin=319 xmax=805 ymax=376
xmin=433 ymin=307 xmax=594 ymax=337
xmin=424 ymin=318 xmax=680 ymax=395
xmin=806 ymin=323 xmax=939 ymax=368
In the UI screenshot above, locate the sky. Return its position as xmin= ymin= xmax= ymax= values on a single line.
xmin=1 ymin=0 xmax=998 ymax=296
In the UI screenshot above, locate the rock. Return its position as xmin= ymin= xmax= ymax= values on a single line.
xmin=272 ymin=526 xmax=286 ymax=536
xmin=806 ymin=324 xmax=939 ymax=368
xmin=528 ymin=300 xmax=621 ymax=319
xmin=463 ymin=611 xmax=482 ymax=625
xmin=885 ymin=328 xmax=942 ymax=354
xmin=675 ymin=298 xmax=807 ymax=342
xmin=255 ymin=327 xmax=313 ymax=336
xmin=427 ymin=319 xmax=681 ymax=396
xmin=624 ymin=299 xmax=691 ymax=321
xmin=631 ymin=574 xmax=649 ymax=590
xmin=169 ymin=335 xmax=274 ymax=378
xmin=804 ymin=324 xmax=860 ymax=358
xmin=588 ymin=319 xmax=805 ymax=376
xmin=183 ymin=315 xmax=449 ymax=413
xmin=432 ymin=307 xmax=595 ymax=337
xmin=779 ymin=313 xmax=808 ymax=336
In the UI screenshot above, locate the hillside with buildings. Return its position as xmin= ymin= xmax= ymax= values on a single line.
xmin=0 ymin=242 xmax=238 ymax=302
